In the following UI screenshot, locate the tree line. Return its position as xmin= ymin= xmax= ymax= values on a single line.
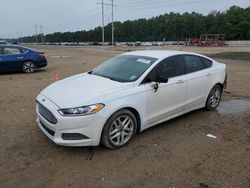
xmin=20 ymin=6 xmax=250 ymax=43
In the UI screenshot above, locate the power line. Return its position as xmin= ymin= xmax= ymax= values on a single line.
xmin=118 ymin=0 xmax=204 ymax=12
xmin=45 ymin=9 xmax=101 ymax=33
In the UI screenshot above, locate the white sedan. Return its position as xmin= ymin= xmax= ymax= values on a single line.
xmin=36 ymin=50 xmax=226 ymax=149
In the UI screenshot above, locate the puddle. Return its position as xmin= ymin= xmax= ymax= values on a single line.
xmin=217 ymin=99 xmax=250 ymax=115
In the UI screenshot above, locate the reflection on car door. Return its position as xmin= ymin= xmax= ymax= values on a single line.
xmin=181 ymin=55 xmax=211 ymax=110
xmin=141 ymin=55 xmax=186 ymax=128
xmin=2 ymin=47 xmax=25 ymax=71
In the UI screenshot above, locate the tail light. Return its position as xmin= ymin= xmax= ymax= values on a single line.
xmin=38 ymin=53 xmax=45 ymax=59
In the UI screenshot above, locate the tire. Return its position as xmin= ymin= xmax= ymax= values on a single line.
xmin=205 ymin=84 xmax=222 ymax=111
xmin=22 ymin=61 xmax=36 ymax=73
xmin=101 ymin=109 xmax=137 ymax=149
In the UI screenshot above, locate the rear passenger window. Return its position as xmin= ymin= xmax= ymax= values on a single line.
xmin=201 ymin=57 xmax=213 ymax=68
xmin=182 ymin=55 xmax=206 ymax=73
xmin=3 ymin=48 xmax=21 ymax=55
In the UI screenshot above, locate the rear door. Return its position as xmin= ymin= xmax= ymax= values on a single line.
xmin=181 ymin=55 xmax=211 ymax=110
xmin=2 ymin=47 xmax=25 ymax=71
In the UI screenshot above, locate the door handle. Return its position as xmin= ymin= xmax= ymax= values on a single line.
xmin=206 ymin=73 xmax=212 ymax=76
xmin=17 ymin=57 xmax=24 ymax=59
xmin=176 ymin=80 xmax=184 ymax=84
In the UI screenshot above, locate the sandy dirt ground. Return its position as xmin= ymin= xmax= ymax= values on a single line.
xmin=0 ymin=45 xmax=250 ymax=188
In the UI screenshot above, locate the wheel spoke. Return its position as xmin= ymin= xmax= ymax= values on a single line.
xmin=116 ymin=134 xmax=121 ymax=144
xmin=110 ymin=128 xmax=118 ymax=136
xmin=111 ymin=132 xmax=119 ymax=140
xmin=124 ymin=126 xmax=133 ymax=132
xmin=123 ymin=119 xmax=131 ymax=129
xmin=118 ymin=118 xmax=123 ymax=125
xmin=120 ymin=133 xmax=125 ymax=144
xmin=122 ymin=131 xmax=130 ymax=136
xmin=122 ymin=117 xmax=129 ymax=125
xmin=114 ymin=121 xmax=120 ymax=129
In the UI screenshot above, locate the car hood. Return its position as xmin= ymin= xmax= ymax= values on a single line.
xmin=40 ymin=73 xmax=132 ymax=108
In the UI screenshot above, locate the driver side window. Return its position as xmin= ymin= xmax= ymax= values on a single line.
xmin=141 ymin=55 xmax=184 ymax=84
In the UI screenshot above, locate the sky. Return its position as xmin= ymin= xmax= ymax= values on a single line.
xmin=0 ymin=0 xmax=249 ymax=38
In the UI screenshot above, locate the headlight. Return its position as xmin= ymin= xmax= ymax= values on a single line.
xmin=58 ymin=103 xmax=104 ymax=116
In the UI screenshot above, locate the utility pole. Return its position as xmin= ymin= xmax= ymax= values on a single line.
xmin=16 ymin=32 xmax=19 ymax=43
xmin=35 ymin=25 xmax=38 ymax=43
xmin=40 ymin=25 xmax=44 ymax=44
xmin=102 ymin=0 xmax=105 ymax=45
xmin=97 ymin=0 xmax=105 ymax=45
xmin=97 ymin=0 xmax=116 ymax=46
xmin=111 ymin=0 xmax=114 ymax=46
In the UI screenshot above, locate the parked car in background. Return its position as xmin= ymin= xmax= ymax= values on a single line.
xmin=0 ymin=45 xmax=47 ymax=73
xmin=36 ymin=50 xmax=226 ymax=149
xmin=0 ymin=41 xmax=9 ymax=45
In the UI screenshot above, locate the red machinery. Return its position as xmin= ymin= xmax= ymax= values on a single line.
xmin=188 ymin=34 xmax=226 ymax=47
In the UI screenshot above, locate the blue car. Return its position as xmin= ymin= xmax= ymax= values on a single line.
xmin=0 ymin=45 xmax=47 ymax=73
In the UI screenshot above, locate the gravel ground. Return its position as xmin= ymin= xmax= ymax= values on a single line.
xmin=0 ymin=45 xmax=250 ymax=188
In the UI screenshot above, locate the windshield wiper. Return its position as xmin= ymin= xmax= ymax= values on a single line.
xmin=89 ymin=71 xmax=124 ymax=82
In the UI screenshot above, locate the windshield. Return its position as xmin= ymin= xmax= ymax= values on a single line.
xmin=91 ymin=55 xmax=157 ymax=82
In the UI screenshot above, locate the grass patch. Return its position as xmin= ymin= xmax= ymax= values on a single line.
xmin=208 ymin=52 xmax=250 ymax=61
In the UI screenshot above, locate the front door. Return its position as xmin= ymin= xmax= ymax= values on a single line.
xmin=141 ymin=55 xmax=186 ymax=128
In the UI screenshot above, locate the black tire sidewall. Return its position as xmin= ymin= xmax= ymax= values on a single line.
xmin=101 ymin=109 xmax=137 ymax=149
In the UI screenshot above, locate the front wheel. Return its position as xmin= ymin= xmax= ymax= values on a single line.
xmin=205 ymin=84 xmax=222 ymax=110
xmin=101 ymin=109 xmax=137 ymax=149
xmin=22 ymin=61 xmax=36 ymax=73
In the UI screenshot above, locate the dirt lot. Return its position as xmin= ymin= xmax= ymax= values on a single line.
xmin=0 ymin=45 xmax=250 ymax=188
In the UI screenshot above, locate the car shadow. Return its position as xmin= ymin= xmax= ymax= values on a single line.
xmin=0 ymin=69 xmax=47 ymax=75
xmin=45 ymin=108 xmax=214 ymax=158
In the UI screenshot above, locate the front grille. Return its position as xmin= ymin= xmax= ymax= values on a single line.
xmin=40 ymin=120 xmax=55 ymax=136
xmin=37 ymin=102 xmax=58 ymax=124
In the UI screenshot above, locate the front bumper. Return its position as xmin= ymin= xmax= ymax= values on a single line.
xmin=36 ymin=94 xmax=107 ymax=146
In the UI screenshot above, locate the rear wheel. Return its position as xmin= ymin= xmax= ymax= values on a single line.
xmin=22 ymin=61 xmax=36 ymax=73
xmin=205 ymin=84 xmax=222 ymax=110
xmin=101 ymin=109 xmax=137 ymax=149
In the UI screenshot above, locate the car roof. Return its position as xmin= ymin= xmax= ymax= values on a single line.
xmin=123 ymin=50 xmax=207 ymax=60
xmin=0 ymin=44 xmax=20 ymax=48
xmin=0 ymin=44 xmax=30 ymax=50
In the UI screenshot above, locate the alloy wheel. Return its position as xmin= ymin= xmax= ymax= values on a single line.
xmin=209 ymin=87 xmax=221 ymax=108
xmin=22 ymin=61 xmax=35 ymax=73
xmin=109 ymin=115 xmax=134 ymax=146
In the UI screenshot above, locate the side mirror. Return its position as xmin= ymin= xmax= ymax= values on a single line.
xmin=156 ymin=76 xmax=168 ymax=83
xmin=150 ymin=82 xmax=159 ymax=92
